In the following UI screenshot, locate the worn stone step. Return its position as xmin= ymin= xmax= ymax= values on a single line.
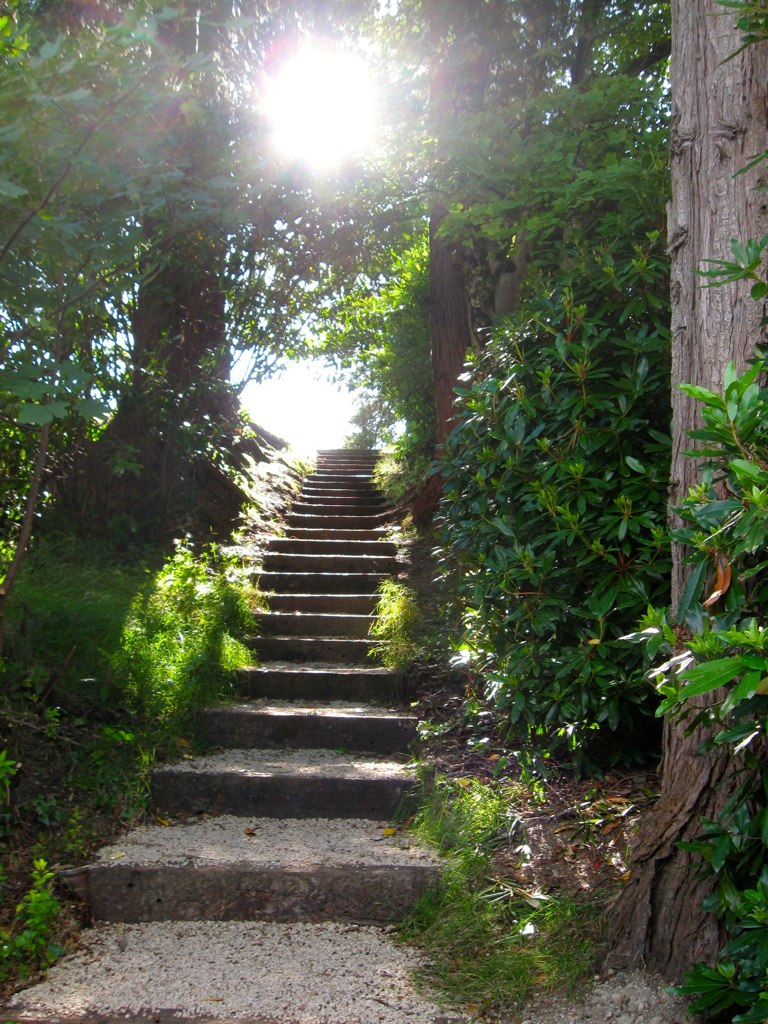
xmin=60 ymin=816 xmax=439 ymax=924
xmin=301 ymin=481 xmax=378 ymax=493
xmin=259 ymin=571 xmax=388 ymax=594
xmin=254 ymin=635 xmax=377 ymax=664
xmin=256 ymin=611 xmax=375 ymax=638
xmin=297 ymin=493 xmax=385 ymax=506
xmin=292 ymin=499 xmax=387 ymax=516
xmin=289 ymin=506 xmax=390 ymax=521
xmin=283 ymin=526 xmax=389 ymax=541
xmin=306 ymin=472 xmax=376 ymax=483
xmin=200 ymin=703 xmax=416 ymax=754
xmin=151 ymin=749 xmax=415 ymax=819
xmin=262 ymin=552 xmax=397 ymax=574
xmin=268 ymin=593 xmax=380 ymax=615
xmin=286 ymin=512 xmax=389 ymax=530
xmin=269 ymin=538 xmax=397 ymax=557
xmin=237 ymin=664 xmax=402 ymax=703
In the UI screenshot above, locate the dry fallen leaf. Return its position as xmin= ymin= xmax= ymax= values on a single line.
xmin=703 ymin=552 xmax=732 ymax=608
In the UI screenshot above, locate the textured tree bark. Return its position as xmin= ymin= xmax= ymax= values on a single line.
xmin=668 ymin=0 xmax=768 ymax=604
xmin=429 ymin=207 xmax=475 ymax=447
xmin=607 ymin=0 xmax=768 ymax=982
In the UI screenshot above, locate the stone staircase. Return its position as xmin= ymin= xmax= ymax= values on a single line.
xmin=7 ymin=450 xmax=448 ymax=1024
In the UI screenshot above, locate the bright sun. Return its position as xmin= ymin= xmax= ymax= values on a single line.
xmin=262 ymin=46 xmax=380 ymax=170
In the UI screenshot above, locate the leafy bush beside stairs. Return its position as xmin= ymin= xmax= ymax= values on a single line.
xmin=436 ymin=238 xmax=672 ymax=773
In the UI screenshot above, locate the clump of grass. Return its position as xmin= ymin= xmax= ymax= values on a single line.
xmin=111 ymin=540 xmax=255 ymax=725
xmin=373 ymin=448 xmax=433 ymax=505
xmin=369 ymin=580 xmax=421 ymax=669
xmin=402 ymin=772 xmax=601 ymax=1019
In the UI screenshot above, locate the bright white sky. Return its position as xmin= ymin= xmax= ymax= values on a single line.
xmin=239 ymin=359 xmax=358 ymax=454
xmin=237 ymin=43 xmax=382 ymax=452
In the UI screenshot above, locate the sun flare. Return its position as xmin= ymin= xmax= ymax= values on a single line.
xmin=262 ymin=46 xmax=380 ymax=170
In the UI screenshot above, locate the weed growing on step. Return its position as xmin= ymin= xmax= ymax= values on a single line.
xmin=403 ymin=772 xmax=601 ymax=1018
xmin=369 ymin=580 xmax=421 ymax=669
xmin=0 ymin=858 xmax=61 ymax=983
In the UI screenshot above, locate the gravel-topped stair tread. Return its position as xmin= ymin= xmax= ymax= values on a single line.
xmin=241 ymin=662 xmax=395 ymax=674
xmin=90 ymin=815 xmax=439 ymax=868
xmin=155 ymin=748 xmax=411 ymax=777
xmin=5 ymin=921 xmax=454 ymax=1024
xmin=210 ymin=701 xmax=413 ymax=718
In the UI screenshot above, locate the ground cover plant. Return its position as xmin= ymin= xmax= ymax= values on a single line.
xmin=401 ymin=769 xmax=605 ymax=1020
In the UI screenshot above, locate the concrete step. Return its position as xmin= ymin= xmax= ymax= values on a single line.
xmin=254 ymin=635 xmax=377 ymax=664
xmin=286 ymin=512 xmax=389 ymax=530
xmin=301 ymin=482 xmax=378 ymax=493
xmin=255 ymin=611 xmax=375 ymax=638
xmin=297 ymin=494 xmax=385 ymax=507
xmin=283 ymin=526 xmax=389 ymax=541
xmin=306 ymin=472 xmax=376 ymax=484
xmin=262 ymin=552 xmax=398 ymax=574
xmin=61 ymin=816 xmax=438 ymax=924
xmin=269 ymin=538 xmax=397 ymax=557
xmin=289 ymin=504 xmax=389 ymax=519
xmin=259 ymin=571 xmax=388 ymax=594
xmin=268 ymin=593 xmax=380 ymax=614
xmin=237 ymin=665 xmax=402 ymax=703
xmin=151 ymin=749 xmax=415 ymax=819
xmin=199 ymin=703 xmax=417 ymax=754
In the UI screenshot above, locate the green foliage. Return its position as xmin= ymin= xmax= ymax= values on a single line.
xmin=111 ymin=541 xmax=254 ymax=723
xmin=370 ymin=580 xmax=421 ymax=670
xmin=323 ymin=233 xmax=435 ymax=455
xmin=698 ymin=236 xmax=768 ymax=301
xmin=0 ymin=859 xmax=61 ymax=982
xmin=403 ymin=773 xmax=600 ymax=1018
xmin=436 ymin=234 xmax=671 ymax=773
xmin=625 ymin=362 xmax=768 ymax=1022
xmin=2 ymin=534 xmax=254 ymax=725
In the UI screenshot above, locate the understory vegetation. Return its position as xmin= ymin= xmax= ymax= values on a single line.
xmin=401 ymin=772 xmax=603 ymax=1019
xmin=0 ymin=534 xmax=258 ymax=987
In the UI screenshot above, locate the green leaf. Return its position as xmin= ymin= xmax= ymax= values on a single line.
xmin=0 ymin=177 xmax=28 ymax=198
xmin=679 ymin=658 xmax=744 ymax=699
xmin=17 ymin=401 xmax=68 ymax=425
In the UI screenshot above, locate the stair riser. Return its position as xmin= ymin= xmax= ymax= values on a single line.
xmin=286 ymin=514 xmax=389 ymax=530
xmin=200 ymin=710 xmax=416 ymax=754
xmin=268 ymin=594 xmax=379 ymax=614
xmin=237 ymin=667 xmax=403 ymax=703
xmin=297 ymin=494 xmax=385 ymax=506
xmin=301 ymin=484 xmax=379 ymax=494
xmin=254 ymin=637 xmax=377 ymax=664
xmin=256 ymin=612 xmax=375 ymax=638
xmin=269 ymin=539 xmax=397 ymax=557
xmin=284 ymin=528 xmax=388 ymax=541
xmin=152 ymin=772 xmax=414 ymax=819
xmin=259 ymin=572 xmax=388 ymax=594
xmin=263 ymin=553 xmax=397 ymax=574
xmin=65 ymin=864 xmax=438 ymax=924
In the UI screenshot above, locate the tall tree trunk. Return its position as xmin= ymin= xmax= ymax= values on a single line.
xmin=607 ymin=0 xmax=768 ymax=982
xmin=430 ymin=206 xmax=475 ymax=447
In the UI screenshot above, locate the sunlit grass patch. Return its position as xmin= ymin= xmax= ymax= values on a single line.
xmin=403 ymin=772 xmax=602 ymax=1019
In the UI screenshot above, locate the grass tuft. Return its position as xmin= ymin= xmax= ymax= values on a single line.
xmin=403 ymin=771 xmax=602 ymax=1019
xmin=369 ymin=579 xmax=421 ymax=669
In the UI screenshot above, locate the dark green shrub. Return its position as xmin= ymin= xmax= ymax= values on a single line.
xmin=436 ymin=236 xmax=672 ymax=772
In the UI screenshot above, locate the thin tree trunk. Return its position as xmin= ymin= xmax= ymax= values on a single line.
xmin=607 ymin=0 xmax=768 ymax=981
xmin=0 ymin=422 xmax=51 ymax=653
